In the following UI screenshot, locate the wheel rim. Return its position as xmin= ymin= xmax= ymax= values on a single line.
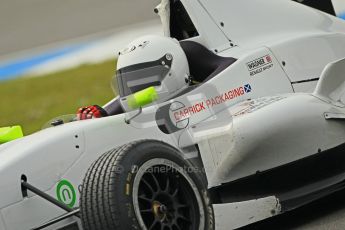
xmin=133 ymin=159 xmax=205 ymax=230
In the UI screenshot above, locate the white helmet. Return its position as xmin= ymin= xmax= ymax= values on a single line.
xmin=114 ymin=35 xmax=190 ymax=111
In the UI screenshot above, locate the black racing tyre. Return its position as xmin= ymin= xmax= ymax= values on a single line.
xmin=80 ymin=140 xmax=214 ymax=230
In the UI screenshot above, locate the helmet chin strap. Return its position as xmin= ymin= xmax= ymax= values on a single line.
xmin=156 ymin=0 xmax=170 ymax=37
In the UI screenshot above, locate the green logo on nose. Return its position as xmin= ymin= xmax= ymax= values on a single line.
xmin=56 ymin=179 xmax=76 ymax=208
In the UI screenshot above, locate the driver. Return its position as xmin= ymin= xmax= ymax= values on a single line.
xmin=77 ymin=35 xmax=190 ymax=120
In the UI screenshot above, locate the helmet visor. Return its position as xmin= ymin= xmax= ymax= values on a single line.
xmin=114 ymin=55 xmax=172 ymax=98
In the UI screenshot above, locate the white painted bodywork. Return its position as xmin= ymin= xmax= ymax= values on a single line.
xmin=214 ymin=196 xmax=281 ymax=230
xmin=196 ymin=93 xmax=345 ymax=187
xmin=0 ymin=115 xmax=177 ymax=230
xmin=2 ymin=0 xmax=345 ymax=229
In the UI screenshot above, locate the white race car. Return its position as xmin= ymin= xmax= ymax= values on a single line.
xmin=1 ymin=0 xmax=345 ymax=229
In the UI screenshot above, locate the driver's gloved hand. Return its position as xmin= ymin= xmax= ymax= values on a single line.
xmin=77 ymin=105 xmax=108 ymax=120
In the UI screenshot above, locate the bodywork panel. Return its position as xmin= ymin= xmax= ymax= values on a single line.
xmin=198 ymin=0 xmax=345 ymax=47
xmin=196 ymin=94 xmax=345 ymax=187
xmin=214 ymin=196 xmax=281 ymax=230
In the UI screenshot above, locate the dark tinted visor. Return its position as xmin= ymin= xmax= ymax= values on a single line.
xmin=114 ymin=55 xmax=172 ymax=97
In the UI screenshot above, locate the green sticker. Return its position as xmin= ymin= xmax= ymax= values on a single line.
xmin=56 ymin=179 xmax=76 ymax=208
xmin=127 ymin=86 xmax=158 ymax=109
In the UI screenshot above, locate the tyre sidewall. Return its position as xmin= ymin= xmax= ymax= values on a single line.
xmin=113 ymin=141 xmax=214 ymax=230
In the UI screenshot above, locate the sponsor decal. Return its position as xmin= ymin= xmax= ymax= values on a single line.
xmin=233 ymin=96 xmax=285 ymax=117
xmin=172 ymin=84 xmax=252 ymax=122
xmin=247 ymin=55 xmax=274 ymax=77
xmin=138 ymin=41 xmax=150 ymax=48
xmin=169 ymin=101 xmax=190 ymax=129
xmin=244 ymin=84 xmax=252 ymax=93
xmin=120 ymin=41 xmax=150 ymax=55
xmin=56 ymin=179 xmax=77 ymax=208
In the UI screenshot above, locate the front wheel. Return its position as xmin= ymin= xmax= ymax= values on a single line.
xmin=80 ymin=140 xmax=214 ymax=230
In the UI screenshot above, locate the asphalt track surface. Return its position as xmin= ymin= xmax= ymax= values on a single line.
xmin=0 ymin=0 xmax=160 ymax=57
xmin=2 ymin=0 xmax=345 ymax=229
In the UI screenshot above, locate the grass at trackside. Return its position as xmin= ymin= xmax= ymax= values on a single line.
xmin=0 ymin=59 xmax=117 ymax=135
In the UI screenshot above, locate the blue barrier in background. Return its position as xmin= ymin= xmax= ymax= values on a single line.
xmin=0 ymin=44 xmax=89 ymax=81
xmin=340 ymin=13 xmax=345 ymax=20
